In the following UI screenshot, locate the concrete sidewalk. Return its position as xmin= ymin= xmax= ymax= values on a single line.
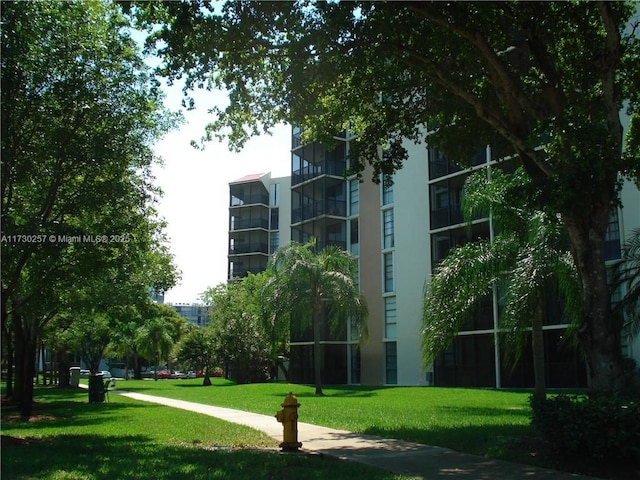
xmin=108 ymin=388 xmax=595 ymax=480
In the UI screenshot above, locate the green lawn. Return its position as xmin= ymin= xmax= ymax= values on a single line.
xmin=1 ymin=385 xmax=414 ymax=480
xmin=101 ymin=378 xmax=534 ymax=458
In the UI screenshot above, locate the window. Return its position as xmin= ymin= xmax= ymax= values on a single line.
xmin=269 ymin=184 xmax=280 ymax=206
xmin=384 ymin=252 xmax=394 ymax=292
xmin=382 ymin=174 xmax=394 ymax=205
xmin=385 ymin=342 xmax=398 ymax=384
xmin=604 ymin=209 xmax=621 ymax=261
xmin=349 ymin=179 xmax=359 ymax=216
xmin=350 ymin=219 xmax=359 ymax=256
xmin=270 ymin=231 xmax=279 ymax=254
xmin=383 ymin=209 xmax=394 ymax=249
xmin=384 ymin=296 xmax=397 ymax=339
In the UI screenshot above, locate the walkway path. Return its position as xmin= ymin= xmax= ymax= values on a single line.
xmin=108 ymin=388 xmax=595 ymax=480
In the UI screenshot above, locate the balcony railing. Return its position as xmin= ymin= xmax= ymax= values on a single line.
xmin=230 ymin=218 xmax=270 ymax=231
xmin=229 ymin=242 xmax=269 ymax=255
xmin=228 ymin=266 xmax=266 ymax=280
xmin=292 ymin=199 xmax=347 ymax=223
xmin=292 ymin=160 xmax=346 ymax=185
xmin=230 ymin=193 xmax=269 ymax=207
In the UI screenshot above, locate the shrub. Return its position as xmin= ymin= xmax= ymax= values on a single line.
xmin=530 ymin=394 xmax=640 ymax=461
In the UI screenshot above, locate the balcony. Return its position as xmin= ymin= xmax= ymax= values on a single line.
xmin=292 ymin=159 xmax=346 ymax=185
xmin=230 ymin=193 xmax=269 ymax=207
xmin=229 ymin=242 xmax=269 ymax=256
xmin=292 ymin=199 xmax=347 ymax=224
xmin=230 ymin=217 xmax=270 ymax=231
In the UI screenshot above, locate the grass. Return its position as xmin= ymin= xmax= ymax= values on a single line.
xmin=104 ymin=378 xmax=534 ymax=458
xmin=1 ymin=385 xmax=415 ymax=480
xmin=106 ymin=379 xmax=640 ymax=480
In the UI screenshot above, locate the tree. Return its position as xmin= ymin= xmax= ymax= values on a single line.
xmin=203 ymin=276 xmax=273 ymax=384
xmin=135 ymin=304 xmax=186 ymax=380
xmin=1 ymin=0 xmax=179 ymax=416
xmin=267 ymin=239 xmax=368 ymax=395
xmin=131 ymin=1 xmax=640 ymax=393
xmin=174 ymin=327 xmax=217 ymax=386
xmin=422 ymin=169 xmax=582 ymax=400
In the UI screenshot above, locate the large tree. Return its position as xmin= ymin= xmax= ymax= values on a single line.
xmin=132 ymin=1 xmax=640 ymax=393
xmin=267 ymin=240 xmax=368 ymax=395
xmin=1 ymin=0 xmax=178 ymax=416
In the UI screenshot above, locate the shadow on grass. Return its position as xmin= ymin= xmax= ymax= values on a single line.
xmin=1 ymin=432 xmax=403 ymax=480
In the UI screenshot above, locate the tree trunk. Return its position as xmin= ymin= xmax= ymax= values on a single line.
xmin=13 ymin=312 xmax=37 ymax=418
xmin=565 ymin=211 xmax=625 ymax=393
xmin=58 ymin=351 xmax=71 ymax=388
xmin=3 ymin=339 xmax=14 ymax=398
xmin=531 ymin=294 xmax=546 ymax=402
xmin=313 ymin=298 xmax=323 ymax=396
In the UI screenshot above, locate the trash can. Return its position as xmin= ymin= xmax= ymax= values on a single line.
xmin=88 ymin=373 xmax=105 ymax=403
xmin=69 ymin=367 xmax=81 ymax=387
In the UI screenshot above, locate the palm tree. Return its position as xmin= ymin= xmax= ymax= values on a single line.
xmin=267 ymin=239 xmax=368 ymax=395
xmin=611 ymin=229 xmax=640 ymax=350
xmin=422 ymin=168 xmax=582 ymax=401
xmin=135 ymin=316 xmax=175 ymax=381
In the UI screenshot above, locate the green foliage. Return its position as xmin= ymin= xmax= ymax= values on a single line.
xmin=422 ymin=169 xmax=581 ymax=374
xmin=134 ymin=303 xmax=186 ymax=373
xmin=173 ymin=327 xmax=217 ymax=385
xmin=1 ymin=0 xmax=180 ymax=412
xmin=267 ymin=239 xmax=368 ymax=393
xmin=204 ymin=275 xmax=273 ymax=383
xmin=268 ymin=240 xmax=368 ymax=341
xmin=530 ymin=394 xmax=640 ymax=461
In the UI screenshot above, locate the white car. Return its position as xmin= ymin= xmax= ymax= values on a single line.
xmin=100 ymin=370 xmax=112 ymax=379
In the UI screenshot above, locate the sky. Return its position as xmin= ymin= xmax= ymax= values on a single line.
xmin=151 ymin=85 xmax=291 ymax=304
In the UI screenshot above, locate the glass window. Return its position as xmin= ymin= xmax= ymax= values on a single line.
xmin=384 ymin=252 xmax=394 ymax=293
xmin=382 ymin=174 xmax=394 ymax=205
xmin=350 ymin=219 xmax=359 ymax=256
xmin=270 ymin=231 xmax=279 ymax=254
xmin=269 ymin=184 xmax=279 ymax=207
xmin=349 ymin=179 xmax=359 ymax=216
xmin=385 ymin=342 xmax=398 ymax=384
xmin=383 ymin=209 xmax=394 ymax=249
xmin=604 ymin=209 xmax=621 ymax=261
xmin=385 ymin=296 xmax=397 ymax=339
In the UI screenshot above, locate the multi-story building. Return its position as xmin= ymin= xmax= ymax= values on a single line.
xmin=167 ymin=303 xmax=212 ymax=328
xmin=229 ymin=131 xmax=640 ymax=388
xmin=228 ymin=172 xmax=291 ymax=280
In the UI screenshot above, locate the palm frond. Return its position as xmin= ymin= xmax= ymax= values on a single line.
xmin=611 ymin=228 xmax=640 ymax=339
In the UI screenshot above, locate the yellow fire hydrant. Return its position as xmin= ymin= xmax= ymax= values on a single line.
xmin=275 ymin=392 xmax=302 ymax=451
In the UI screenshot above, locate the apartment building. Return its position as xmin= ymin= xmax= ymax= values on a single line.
xmin=229 ymin=131 xmax=640 ymax=388
xmin=228 ymin=172 xmax=291 ymax=280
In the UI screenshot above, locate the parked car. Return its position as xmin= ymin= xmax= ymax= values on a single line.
xmin=157 ymin=370 xmax=171 ymax=379
xmin=171 ymin=371 xmax=188 ymax=379
xmin=100 ymin=371 xmax=112 ymax=379
xmin=186 ymin=371 xmax=197 ymax=378
xmin=79 ymin=369 xmax=91 ymax=378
